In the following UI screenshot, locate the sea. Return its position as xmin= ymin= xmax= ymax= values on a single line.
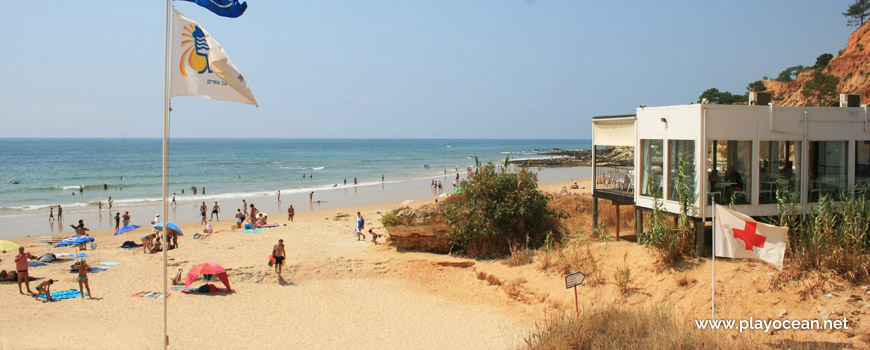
xmin=0 ymin=138 xmax=591 ymax=239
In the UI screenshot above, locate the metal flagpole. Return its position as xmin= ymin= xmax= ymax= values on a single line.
xmin=162 ymin=0 xmax=171 ymax=347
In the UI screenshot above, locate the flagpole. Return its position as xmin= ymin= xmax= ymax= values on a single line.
xmin=162 ymin=0 xmax=171 ymax=348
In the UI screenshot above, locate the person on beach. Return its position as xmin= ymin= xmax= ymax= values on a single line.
xmin=287 ymin=205 xmax=294 ymax=222
xmin=354 ymin=177 xmax=358 ymax=185
xmin=277 ymin=190 xmax=281 ymax=202
xmin=108 ymin=197 xmax=113 ymax=210
xmin=355 ymin=212 xmax=366 ymax=241
xmin=309 ymin=192 xmax=314 ymax=202
xmin=192 ymin=186 xmax=197 ymax=195
xmin=202 ymin=187 xmax=206 ymax=195
xmin=172 ymin=193 xmax=177 ymax=207
xmin=15 ymin=247 xmax=33 ymax=295
xmin=249 ymin=204 xmax=259 ymax=227
xmin=58 ymin=205 xmax=63 ymax=220
xmin=49 ymin=207 xmax=54 ymax=221
xmin=368 ymin=229 xmax=383 ymax=245
xmin=74 ymin=260 xmax=92 ymax=298
xmin=74 ymin=219 xmax=90 ymax=236
xmin=210 ymin=202 xmax=221 ymax=221
xmin=142 ymin=231 xmax=157 ymax=253
xmin=382 ymin=174 xmax=384 ymax=182
xmin=114 ymin=212 xmax=120 ymax=231
xmin=272 ymin=239 xmax=286 ymax=275
xmin=98 ymin=201 xmax=102 ymax=211
xmin=243 ymin=200 xmax=248 ymax=215
xmin=151 ymin=214 xmax=160 ymax=225
xmin=200 ymin=202 xmax=208 ymax=224
xmin=344 ymin=178 xmax=347 ymax=185
xmin=151 ymin=235 xmax=163 ymax=253
xmin=35 ymin=279 xmax=55 ymax=301
xmin=79 ymin=185 xmax=83 ymax=193
xmin=122 ymin=211 xmax=131 ymax=227
xmin=104 ymin=183 xmax=108 ymax=190
xmin=171 ymin=268 xmax=184 ymax=285
xmin=235 ymin=209 xmax=244 ymax=228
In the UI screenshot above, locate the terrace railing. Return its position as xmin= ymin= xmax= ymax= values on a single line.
xmin=594 ymin=165 xmax=634 ymax=195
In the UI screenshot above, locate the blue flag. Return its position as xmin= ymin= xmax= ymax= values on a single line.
xmin=177 ymin=0 xmax=248 ymax=18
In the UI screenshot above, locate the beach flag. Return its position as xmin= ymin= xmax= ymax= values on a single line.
xmin=170 ymin=9 xmax=258 ymax=106
xmin=713 ymin=204 xmax=788 ymax=270
xmin=177 ymin=0 xmax=248 ymax=18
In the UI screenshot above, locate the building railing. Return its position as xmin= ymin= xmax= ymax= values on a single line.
xmin=595 ymin=165 xmax=634 ymax=194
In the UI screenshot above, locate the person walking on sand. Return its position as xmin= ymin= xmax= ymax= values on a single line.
xmin=200 ymin=202 xmax=208 ymax=224
xmin=172 ymin=193 xmax=177 ymax=207
xmin=355 ymin=212 xmax=366 ymax=241
xmin=309 ymin=192 xmax=314 ymax=202
xmin=75 ymin=260 xmax=92 ymax=298
xmin=122 ymin=211 xmax=131 ymax=227
xmin=15 ymin=247 xmax=33 ymax=295
xmin=277 ymin=190 xmax=281 ymax=202
xmin=272 ymin=239 xmax=286 ymax=275
xmin=368 ymin=229 xmax=383 ymax=245
xmin=35 ymin=279 xmax=55 ymax=301
xmin=287 ymin=205 xmax=295 ymax=222
xmin=49 ymin=207 xmax=54 ymax=222
xmin=58 ymin=205 xmax=63 ymax=220
xmin=210 ymin=202 xmax=221 ymax=221
xmin=114 ymin=212 xmax=120 ymax=231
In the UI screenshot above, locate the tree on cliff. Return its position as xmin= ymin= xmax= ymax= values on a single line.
xmin=843 ymin=0 xmax=870 ymax=26
xmin=801 ymin=71 xmax=840 ymax=106
xmin=776 ymin=65 xmax=804 ymax=82
xmin=747 ymin=80 xmax=766 ymax=92
xmin=441 ymin=164 xmax=560 ymax=258
xmin=813 ymin=53 xmax=834 ymax=68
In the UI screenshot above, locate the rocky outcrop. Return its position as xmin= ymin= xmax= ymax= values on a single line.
xmin=383 ymin=204 xmax=451 ymax=253
xmin=765 ymin=21 xmax=870 ymax=106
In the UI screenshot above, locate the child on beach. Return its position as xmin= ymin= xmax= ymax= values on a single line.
xmin=368 ymin=229 xmax=383 ymax=245
xmin=35 ymin=279 xmax=54 ymax=301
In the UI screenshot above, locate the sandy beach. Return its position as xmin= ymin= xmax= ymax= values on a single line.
xmin=0 ymin=175 xmax=589 ymax=350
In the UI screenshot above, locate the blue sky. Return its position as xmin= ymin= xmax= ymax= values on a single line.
xmin=0 ymin=1 xmax=858 ymax=139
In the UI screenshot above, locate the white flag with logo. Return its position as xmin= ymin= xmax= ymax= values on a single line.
xmin=171 ymin=9 xmax=258 ymax=106
xmin=713 ymin=204 xmax=788 ymax=270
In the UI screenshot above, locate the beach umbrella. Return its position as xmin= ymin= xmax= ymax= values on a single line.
xmin=0 ymin=240 xmax=19 ymax=253
xmin=153 ymin=222 xmax=183 ymax=235
xmin=114 ymin=225 xmax=141 ymax=236
xmin=401 ymin=199 xmax=416 ymax=205
xmin=184 ymin=262 xmax=232 ymax=292
xmin=56 ymin=235 xmax=94 ymax=247
xmin=439 ymin=193 xmax=449 ymax=198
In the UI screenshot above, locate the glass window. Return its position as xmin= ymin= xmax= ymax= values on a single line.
xmin=667 ymin=140 xmax=695 ymax=202
xmin=640 ymin=139 xmax=663 ymax=197
xmin=856 ymin=141 xmax=870 ymax=188
xmin=809 ymin=141 xmax=848 ymax=202
xmin=759 ymin=141 xmax=801 ymax=204
xmin=707 ymin=141 xmax=752 ymax=205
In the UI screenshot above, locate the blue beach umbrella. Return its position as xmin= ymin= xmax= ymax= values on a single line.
xmin=56 ymin=235 xmax=94 ymax=247
xmin=114 ymin=225 xmax=141 ymax=236
xmin=154 ymin=222 xmax=183 ymax=235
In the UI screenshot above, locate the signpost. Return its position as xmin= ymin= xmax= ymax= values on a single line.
xmin=565 ymin=271 xmax=586 ymax=313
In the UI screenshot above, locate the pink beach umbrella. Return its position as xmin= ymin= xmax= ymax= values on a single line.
xmin=184 ymin=262 xmax=232 ymax=292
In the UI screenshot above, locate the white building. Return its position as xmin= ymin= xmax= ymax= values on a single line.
xmin=592 ymin=102 xmax=870 ymax=245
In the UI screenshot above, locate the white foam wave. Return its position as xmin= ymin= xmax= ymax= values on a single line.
xmin=311 ymin=167 xmax=325 ymax=170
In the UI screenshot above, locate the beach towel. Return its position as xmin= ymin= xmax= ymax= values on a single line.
xmin=131 ymin=292 xmax=147 ymax=297
xmin=240 ymin=229 xmax=263 ymax=233
xmin=257 ymin=224 xmax=279 ymax=228
xmin=121 ymin=241 xmax=142 ymax=249
xmin=38 ymin=289 xmax=85 ymax=300
xmin=27 ymin=262 xmax=47 ymax=267
xmin=96 ymin=262 xmax=121 ymax=266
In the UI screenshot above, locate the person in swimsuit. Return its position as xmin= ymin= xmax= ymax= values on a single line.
xmin=114 ymin=212 xmax=120 ymax=231
xmin=75 ymin=260 xmax=92 ymax=298
xmin=141 ymin=231 xmax=157 ymax=253
xmin=58 ymin=205 xmax=63 ymax=220
xmin=122 ymin=212 xmax=131 ymax=227
xmin=287 ymin=205 xmax=295 ymax=222
xmin=200 ymin=202 xmax=208 ymax=224
xmin=210 ymin=202 xmax=221 ymax=221
xmin=172 ymin=193 xmax=177 ymax=207
xmin=272 ymin=239 xmax=286 ymax=275
xmin=15 ymin=247 xmax=33 ymax=294
xmin=35 ymin=279 xmax=55 ymax=301
xmin=49 ymin=207 xmax=54 ymax=221
xmin=368 ymin=229 xmax=383 ymax=245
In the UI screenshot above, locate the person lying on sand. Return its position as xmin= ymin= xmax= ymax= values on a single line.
xmin=368 ymin=229 xmax=383 ymax=245
xmin=171 ymin=268 xmax=184 ymax=285
xmin=570 ymin=182 xmax=579 ymax=189
xmin=35 ymin=279 xmax=54 ymax=301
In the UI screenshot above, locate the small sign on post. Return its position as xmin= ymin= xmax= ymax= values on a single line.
xmin=565 ymin=271 xmax=586 ymax=313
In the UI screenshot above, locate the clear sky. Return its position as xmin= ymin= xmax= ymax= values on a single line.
xmin=0 ymin=1 xmax=859 ymax=139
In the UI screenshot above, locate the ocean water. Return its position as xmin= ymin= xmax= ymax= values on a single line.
xmin=0 ymin=138 xmax=590 ymax=220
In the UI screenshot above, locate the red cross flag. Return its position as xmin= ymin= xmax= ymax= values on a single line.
xmin=713 ymin=204 xmax=788 ymax=270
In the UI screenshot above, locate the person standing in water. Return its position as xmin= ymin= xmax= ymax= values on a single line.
xmin=277 ymin=190 xmax=281 ymax=202
xmin=49 ymin=207 xmax=54 ymax=222
xmin=58 ymin=205 xmax=63 ymax=220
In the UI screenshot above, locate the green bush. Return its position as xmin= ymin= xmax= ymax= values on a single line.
xmin=380 ymin=210 xmax=402 ymax=226
xmin=640 ymin=156 xmax=694 ymax=266
xmin=441 ymin=164 xmax=561 ymax=258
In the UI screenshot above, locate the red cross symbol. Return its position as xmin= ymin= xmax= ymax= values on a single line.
xmin=732 ymin=221 xmax=766 ymax=251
